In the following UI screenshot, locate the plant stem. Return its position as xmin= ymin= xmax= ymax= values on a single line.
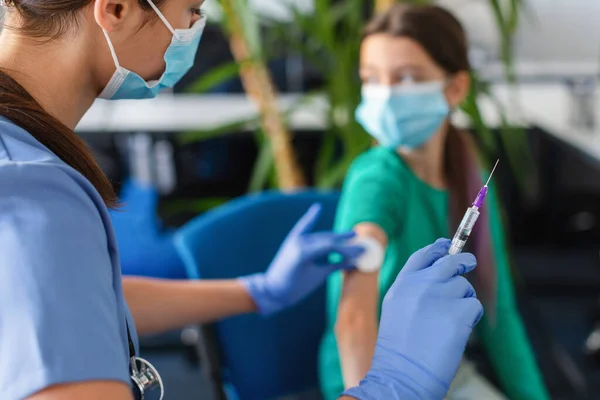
xmin=220 ymin=0 xmax=306 ymax=190
xmin=374 ymin=0 xmax=396 ymax=13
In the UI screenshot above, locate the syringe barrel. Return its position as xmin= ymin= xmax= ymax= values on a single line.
xmin=448 ymin=206 xmax=480 ymax=255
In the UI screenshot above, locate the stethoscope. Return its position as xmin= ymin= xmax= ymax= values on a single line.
xmin=127 ymin=323 xmax=165 ymax=400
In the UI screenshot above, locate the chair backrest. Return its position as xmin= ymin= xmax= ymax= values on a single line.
xmin=174 ymin=190 xmax=340 ymax=400
xmin=111 ymin=180 xmax=186 ymax=279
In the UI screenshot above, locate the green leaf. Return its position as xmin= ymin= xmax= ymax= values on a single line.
xmin=487 ymin=90 xmax=537 ymax=196
xmin=317 ymin=154 xmax=356 ymax=189
xmin=329 ymin=2 xmax=355 ymax=26
xmin=268 ymin=22 xmax=329 ymax=72
xmin=508 ymin=0 xmax=520 ymax=33
xmin=184 ymin=62 xmax=241 ymax=94
xmin=314 ymin=130 xmax=336 ymax=183
xmin=313 ymin=0 xmax=336 ymax=51
xmin=248 ymin=136 xmax=274 ymax=192
xmin=233 ymin=0 xmax=264 ymax=59
xmin=462 ymin=76 xmax=497 ymax=159
xmin=488 ymin=0 xmax=519 ymax=84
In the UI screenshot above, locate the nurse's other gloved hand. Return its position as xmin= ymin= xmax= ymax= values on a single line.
xmin=343 ymin=239 xmax=484 ymax=400
xmin=240 ymin=203 xmax=363 ymax=316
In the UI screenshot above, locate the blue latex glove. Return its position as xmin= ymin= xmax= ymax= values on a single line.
xmin=343 ymin=238 xmax=484 ymax=400
xmin=240 ymin=203 xmax=363 ymax=316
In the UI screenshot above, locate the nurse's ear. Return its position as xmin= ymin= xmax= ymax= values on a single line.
xmin=445 ymin=71 xmax=470 ymax=109
xmin=94 ymin=0 xmax=145 ymax=33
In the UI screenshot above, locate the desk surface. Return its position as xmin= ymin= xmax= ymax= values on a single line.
xmin=76 ymin=88 xmax=512 ymax=132
xmin=77 ymin=94 xmax=327 ymax=133
xmin=77 ymin=83 xmax=600 ymax=163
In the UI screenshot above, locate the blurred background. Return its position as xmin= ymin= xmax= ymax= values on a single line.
xmin=76 ymin=0 xmax=600 ymax=398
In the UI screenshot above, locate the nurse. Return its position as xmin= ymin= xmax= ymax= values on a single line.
xmin=0 ymin=1 xmax=482 ymax=399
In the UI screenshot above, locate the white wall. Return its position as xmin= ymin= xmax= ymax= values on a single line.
xmin=203 ymin=0 xmax=314 ymax=22
xmin=440 ymin=0 xmax=600 ymax=73
xmin=513 ymin=0 xmax=600 ymax=63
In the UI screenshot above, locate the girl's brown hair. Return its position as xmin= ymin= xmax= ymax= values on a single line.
xmin=364 ymin=4 xmax=497 ymax=312
xmin=0 ymin=0 xmax=165 ymax=208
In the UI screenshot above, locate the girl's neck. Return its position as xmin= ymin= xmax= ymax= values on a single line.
xmin=397 ymin=122 xmax=449 ymax=190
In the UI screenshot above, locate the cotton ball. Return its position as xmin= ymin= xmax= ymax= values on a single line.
xmin=348 ymin=236 xmax=385 ymax=273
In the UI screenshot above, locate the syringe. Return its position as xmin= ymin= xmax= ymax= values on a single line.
xmin=448 ymin=160 xmax=499 ymax=255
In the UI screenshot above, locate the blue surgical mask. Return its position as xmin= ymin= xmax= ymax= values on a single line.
xmin=99 ymin=0 xmax=206 ymax=100
xmin=355 ymin=81 xmax=450 ymax=149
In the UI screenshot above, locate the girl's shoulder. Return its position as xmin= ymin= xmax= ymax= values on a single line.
xmin=347 ymin=147 xmax=410 ymax=183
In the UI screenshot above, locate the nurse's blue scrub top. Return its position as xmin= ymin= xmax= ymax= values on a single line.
xmin=0 ymin=117 xmax=139 ymax=399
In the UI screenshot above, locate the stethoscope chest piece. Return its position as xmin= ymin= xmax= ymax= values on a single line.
xmin=131 ymin=356 xmax=164 ymax=400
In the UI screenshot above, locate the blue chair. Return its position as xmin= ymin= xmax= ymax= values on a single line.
xmin=111 ymin=180 xmax=186 ymax=279
xmin=174 ymin=191 xmax=340 ymax=400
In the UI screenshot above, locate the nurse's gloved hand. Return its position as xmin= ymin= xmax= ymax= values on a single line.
xmin=343 ymin=239 xmax=484 ymax=400
xmin=240 ymin=203 xmax=363 ymax=316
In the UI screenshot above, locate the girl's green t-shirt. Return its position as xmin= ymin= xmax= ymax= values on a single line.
xmin=318 ymin=147 xmax=549 ymax=400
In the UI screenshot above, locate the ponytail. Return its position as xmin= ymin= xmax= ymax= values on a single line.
xmin=0 ymin=69 xmax=118 ymax=208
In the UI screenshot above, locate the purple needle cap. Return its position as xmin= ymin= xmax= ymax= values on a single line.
xmin=472 ymin=160 xmax=499 ymax=208
xmin=473 ymin=186 xmax=488 ymax=208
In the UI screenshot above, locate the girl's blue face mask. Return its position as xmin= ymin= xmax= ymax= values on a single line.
xmin=99 ymin=0 xmax=206 ymax=100
xmin=355 ymin=81 xmax=450 ymax=149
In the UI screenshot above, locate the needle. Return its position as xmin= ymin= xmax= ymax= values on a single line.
xmin=484 ymin=159 xmax=499 ymax=187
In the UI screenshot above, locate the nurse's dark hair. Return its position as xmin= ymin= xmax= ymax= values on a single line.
xmin=0 ymin=0 xmax=167 ymax=209
xmin=364 ymin=4 xmax=498 ymax=312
